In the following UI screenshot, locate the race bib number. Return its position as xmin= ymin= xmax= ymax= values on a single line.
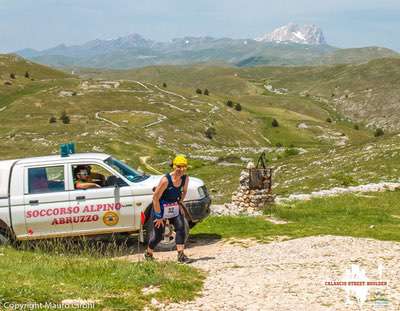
xmin=162 ymin=202 xmax=180 ymax=219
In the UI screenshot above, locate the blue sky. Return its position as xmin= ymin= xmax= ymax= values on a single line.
xmin=0 ymin=0 xmax=399 ymax=52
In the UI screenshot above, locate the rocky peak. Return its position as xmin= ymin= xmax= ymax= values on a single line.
xmin=256 ymin=23 xmax=326 ymax=45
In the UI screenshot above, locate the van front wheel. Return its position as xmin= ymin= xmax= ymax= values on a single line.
xmin=143 ymin=217 xmax=189 ymax=252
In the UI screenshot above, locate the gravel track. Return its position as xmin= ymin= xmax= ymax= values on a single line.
xmin=133 ymin=236 xmax=400 ymax=311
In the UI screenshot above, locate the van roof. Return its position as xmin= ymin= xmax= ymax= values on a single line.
xmin=0 ymin=153 xmax=110 ymax=197
xmin=16 ymin=153 xmax=110 ymax=165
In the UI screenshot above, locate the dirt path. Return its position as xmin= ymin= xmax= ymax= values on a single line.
xmin=149 ymin=83 xmax=187 ymax=100
xmin=94 ymin=112 xmax=121 ymax=128
xmin=126 ymin=236 xmax=400 ymax=311
xmin=139 ymin=156 xmax=162 ymax=175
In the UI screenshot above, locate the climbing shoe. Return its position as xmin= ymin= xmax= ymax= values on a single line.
xmin=144 ymin=250 xmax=155 ymax=261
xmin=177 ymin=251 xmax=192 ymax=264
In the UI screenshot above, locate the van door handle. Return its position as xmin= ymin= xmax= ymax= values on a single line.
xmin=29 ymin=200 xmax=39 ymax=204
xmin=76 ymin=196 xmax=86 ymax=201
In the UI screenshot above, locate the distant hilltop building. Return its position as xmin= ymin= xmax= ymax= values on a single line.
xmin=255 ymin=23 xmax=327 ymax=45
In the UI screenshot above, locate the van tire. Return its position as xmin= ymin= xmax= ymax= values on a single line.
xmin=0 ymin=228 xmax=13 ymax=246
xmin=143 ymin=216 xmax=189 ymax=252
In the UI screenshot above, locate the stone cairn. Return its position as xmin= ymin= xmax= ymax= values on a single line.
xmin=212 ymin=162 xmax=275 ymax=216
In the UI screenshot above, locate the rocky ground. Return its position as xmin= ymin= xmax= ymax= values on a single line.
xmin=126 ymin=235 xmax=400 ymax=311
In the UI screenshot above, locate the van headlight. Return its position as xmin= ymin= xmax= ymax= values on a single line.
xmin=198 ymin=186 xmax=206 ymax=198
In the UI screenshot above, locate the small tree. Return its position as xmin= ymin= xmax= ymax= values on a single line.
xmin=10 ymin=73 xmax=16 ymax=79
xmin=49 ymin=116 xmax=57 ymax=123
xmin=162 ymin=82 xmax=167 ymax=88
xmin=234 ymin=103 xmax=242 ymax=111
xmin=196 ymin=88 xmax=202 ymax=95
xmin=205 ymin=127 xmax=216 ymax=139
xmin=25 ymin=71 xmax=30 ymax=78
xmin=271 ymin=118 xmax=279 ymax=127
xmin=285 ymin=148 xmax=300 ymax=156
xmin=226 ymin=100 xmax=234 ymax=108
xmin=374 ymin=128 xmax=384 ymax=137
xmin=204 ymin=88 xmax=209 ymax=96
xmin=60 ymin=110 xmax=70 ymax=124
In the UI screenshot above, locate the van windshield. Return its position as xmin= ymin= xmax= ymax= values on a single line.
xmin=104 ymin=157 xmax=149 ymax=183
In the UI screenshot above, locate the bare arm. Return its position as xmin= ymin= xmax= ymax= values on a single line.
xmin=152 ymin=177 xmax=168 ymax=214
xmin=180 ymin=175 xmax=189 ymax=203
xmin=76 ymin=182 xmax=101 ymax=189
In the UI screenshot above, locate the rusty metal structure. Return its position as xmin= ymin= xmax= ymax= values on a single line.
xmin=248 ymin=152 xmax=273 ymax=192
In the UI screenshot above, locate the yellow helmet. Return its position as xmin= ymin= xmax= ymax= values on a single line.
xmin=173 ymin=154 xmax=188 ymax=167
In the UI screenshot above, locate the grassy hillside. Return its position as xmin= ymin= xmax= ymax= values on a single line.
xmin=96 ymin=58 xmax=400 ymax=132
xmin=0 ymin=54 xmax=69 ymax=80
xmin=314 ymin=46 xmax=399 ymax=65
xmin=0 ymin=54 xmax=71 ymax=110
xmin=193 ymin=190 xmax=400 ymax=242
xmin=241 ymin=58 xmax=400 ymax=131
xmin=1 ymin=56 xmax=400 ymax=203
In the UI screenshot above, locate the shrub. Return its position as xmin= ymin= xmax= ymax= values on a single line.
xmin=60 ymin=110 xmax=70 ymax=124
xmin=25 ymin=71 xmax=30 ymax=78
xmin=332 ymin=172 xmax=356 ymax=187
xmin=326 ymin=117 xmax=332 ymax=123
xmin=284 ymin=148 xmax=300 ymax=156
xmin=10 ymin=73 xmax=16 ymax=79
xmin=374 ymin=128 xmax=384 ymax=137
xmin=271 ymin=118 xmax=279 ymax=127
xmin=354 ymin=124 xmax=359 ymax=130
xmin=275 ymin=142 xmax=283 ymax=148
xmin=196 ymin=88 xmax=202 ymax=95
xmin=162 ymin=82 xmax=167 ymax=88
xmin=49 ymin=116 xmax=57 ymax=123
xmin=226 ymin=100 xmax=234 ymax=108
xmin=204 ymin=89 xmax=209 ymax=96
xmin=205 ymin=127 xmax=216 ymax=139
xmin=234 ymin=103 xmax=242 ymax=111
xmin=217 ymin=155 xmax=240 ymax=162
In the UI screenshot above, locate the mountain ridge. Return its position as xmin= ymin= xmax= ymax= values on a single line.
xmin=15 ymin=29 xmax=399 ymax=69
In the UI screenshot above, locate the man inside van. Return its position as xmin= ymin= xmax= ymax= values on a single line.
xmin=74 ymin=165 xmax=101 ymax=189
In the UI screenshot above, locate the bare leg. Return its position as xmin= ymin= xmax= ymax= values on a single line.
xmin=176 ymin=244 xmax=184 ymax=252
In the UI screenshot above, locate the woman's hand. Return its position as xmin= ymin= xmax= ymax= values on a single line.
xmin=154 ymin=218 xmax=164 ymax=228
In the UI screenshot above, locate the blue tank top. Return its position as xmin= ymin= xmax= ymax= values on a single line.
xmin=155 ymin=174 xmax=187 ymax=218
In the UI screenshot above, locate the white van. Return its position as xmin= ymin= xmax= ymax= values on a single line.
xmin=0 ymin=152 xmax=211 ymax=249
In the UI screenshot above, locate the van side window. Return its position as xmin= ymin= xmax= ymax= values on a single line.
xmin=72 ymin=164 xmax=119 ymax=190
xmin=28 ymin=166 xmax=65 ymax=194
